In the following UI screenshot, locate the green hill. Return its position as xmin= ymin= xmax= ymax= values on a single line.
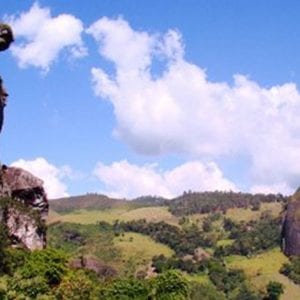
xmin=43 ymin=191 xmax=300 ymax=299
xmin=50 ymin=193 xmax=131 ymax=213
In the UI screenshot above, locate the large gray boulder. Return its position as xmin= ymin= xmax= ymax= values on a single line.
xmin=0 ymin=165 xmax=48 ymax=250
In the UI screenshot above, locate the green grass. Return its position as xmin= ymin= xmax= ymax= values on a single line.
xmin=225 ymin=202 xmax=283 ymax=223
xmin=225 ymin=248 xmax=287 ymax=276
xmin=52 ymin=206 xmax=179 ymax=225
xmin=226 ymin=247 xmax=300 ymax=299
xmin=55 ymin=208 xmax=129 ymax=224
xmin=114 ymin=232 xmax=174 ymax=261
xmin=51 ymin=202 xmax=283 ymax=227
xmin=184 ymin=273 xmax=210 ymax=284
xmin=120 ymin=207 xmax=178 ymax=225
xmin=216 ymin=239 xmax=234 ymax=247
xmin=187 ymin=202 xmax=283 ymax=228
xmin=113 ymin=232 xmax=174 ymax=275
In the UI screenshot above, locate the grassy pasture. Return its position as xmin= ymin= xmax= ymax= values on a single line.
xmin=114 ymin=232 xmax=174 ymax=261
xmin=113 ymin=232 xmax=174 ymax=275
xmin=54 ymin=208 xmax=129 ymax=224
xmin=120 ymin=206 xmax=178 ymax=224
xmin=50 ymin=206 xmax=179 ymax=225
xmin=50 ymin=200 xmax=283 ymax=227
xmin=216 ymin=239 xmax=234 ymax=247
xmin=226 ymin=247 xmax=300 ymax=299
xmin=184 ymin=273 xmax=210 ymax=284
xmin=187 ymin=202 xmax=283 ymax=228
xmin=225 ymin=202 xmax=283 ymax=222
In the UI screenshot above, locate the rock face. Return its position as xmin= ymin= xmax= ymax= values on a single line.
xmin=282 ymin=190 xmax=300 ymax=256
xmin=0 ymin=165 xmax=48 ymax=250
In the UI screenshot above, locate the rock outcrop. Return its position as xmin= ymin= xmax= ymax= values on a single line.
xmin=282 ymin=189 xmax=300 ymax=256
xmin=70 ymin=255 xmax=117 ymax=278
xmin=0 ymin=165 xmax=48 ymax=250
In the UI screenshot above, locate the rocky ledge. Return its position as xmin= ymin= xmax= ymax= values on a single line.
xmin=0 ymin=165 xmax=48 ymax=250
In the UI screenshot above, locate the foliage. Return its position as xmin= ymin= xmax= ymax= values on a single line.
xmin=208 ymin=260 xmax=246 ymax=294
xmin=18 ymin=248 xmax=67 ymax=286
xmin=48 ymin=222 xmax=120 ymax=263
xmin=189 ymin=282 xmax=226 ymax=300
xmin=48 ymin=222 xmax=93 ymax=252
xmin=99 ymin=270 xmax=188 ymax=300
xmin=216 ymin=214 xmax=281 ymax=256
xmin=152 ymin=254 xmax=206 ymax=274
xmin=149 ymin=270 xmax=189 ymax=300
xmin=7 ymin=274 xmax=50 ymax=298
xmin=118 ymin=219 xmax=208 ymax=255
xmin=266 ymin=281 xmax=284 ymax=300
xmin=280 ymin=256 xmax=300 ymax=285
xmin=168 ymin=191 xmax=286 ymax=216
xmin=0 ymin=224 xmax=9 ymax=275
xmin=229 ymin=283 xmax=262 ymax=300
xmin=55 ymin=270 xmax=96 ymax=300
xmin=100 ymin=277 xmax=149 ymax=299
xmin=0 ymin=248 xmax=67 ymax=298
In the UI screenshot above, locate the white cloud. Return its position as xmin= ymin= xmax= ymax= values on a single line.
xmin=87 ymin=17 xmax=154 ymax=72
xmin=6 ymin=2 xmax=86 ymax=71
xmin=11 ymin=157 xmax=69 ymax=199
xmin=93 ymin=160 xmax=236 ymax=199
xmin=88 ymin=17 xmax=300 ymax=194
xmin=250 ymin=183 xmax=293 ymax=196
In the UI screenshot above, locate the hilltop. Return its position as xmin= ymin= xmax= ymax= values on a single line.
xmin=50 ymin=193 xmax=167 ymax=213
xmin=50 ymin=191 xmax=287 ymax=214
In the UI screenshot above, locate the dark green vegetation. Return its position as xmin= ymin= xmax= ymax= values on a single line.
xmin=0 ymin=243 xmax=188 ymax=299
xmin=1 ymin=190 xmax=300 ymax=298
xmin=50 ymin=191 xmax=287 ymax=215
xmin=169 ymin=191 xmax=286 ymax=216
xmin=117 ymin=219 xmax=209 ymax=255
xmin=281 ymin=257 xmax=300 ymax=285
xmin=215 ymin=213 xmax=281 ymax=256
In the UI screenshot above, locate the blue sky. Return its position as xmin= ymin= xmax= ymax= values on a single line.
xmin=2 ymin=1 xmax=300 ymax=199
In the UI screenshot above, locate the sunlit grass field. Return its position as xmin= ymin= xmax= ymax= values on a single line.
xmin=226 ymin=247 xmax=300 ymax=300
xmin=49 ymin=206 xmax=179 ymax=225
xmin=113 ymin=232 xmax=174 ymax=275
xmin=49 ymin=200 xmax=283 ymax=227
xmin=187 ymin=202 xmax=283 ymax=227
xmin=114 ymin=232 xmax=174 ymax=261
xmin=225 ymin=202 xmax=283 ymax=222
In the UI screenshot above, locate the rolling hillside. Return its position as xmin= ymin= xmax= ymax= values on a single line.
xmin=46 ymin=191 xmax=300 ymax=299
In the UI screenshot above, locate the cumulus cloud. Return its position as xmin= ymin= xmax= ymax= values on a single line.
xmin=88 ymin=17 xmax=300 ymax=194
xmin=6 ymin=2 xmax=86 ymax=71
xmin=11 ymin=157 xmax=69 ymax=199
xmin=93 ymin=160 xmax=236 ymax=199
xmin=250 ymin=183 xmax=293 ymax=196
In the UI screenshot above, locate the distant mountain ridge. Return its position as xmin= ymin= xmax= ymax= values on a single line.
xmin=50 ymin=191 xmax=288 ymax=216
xmin=169 ymin=191 xmax=287 ymax=216
xmin=50 ymin=193 xmax=128 ymax=213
